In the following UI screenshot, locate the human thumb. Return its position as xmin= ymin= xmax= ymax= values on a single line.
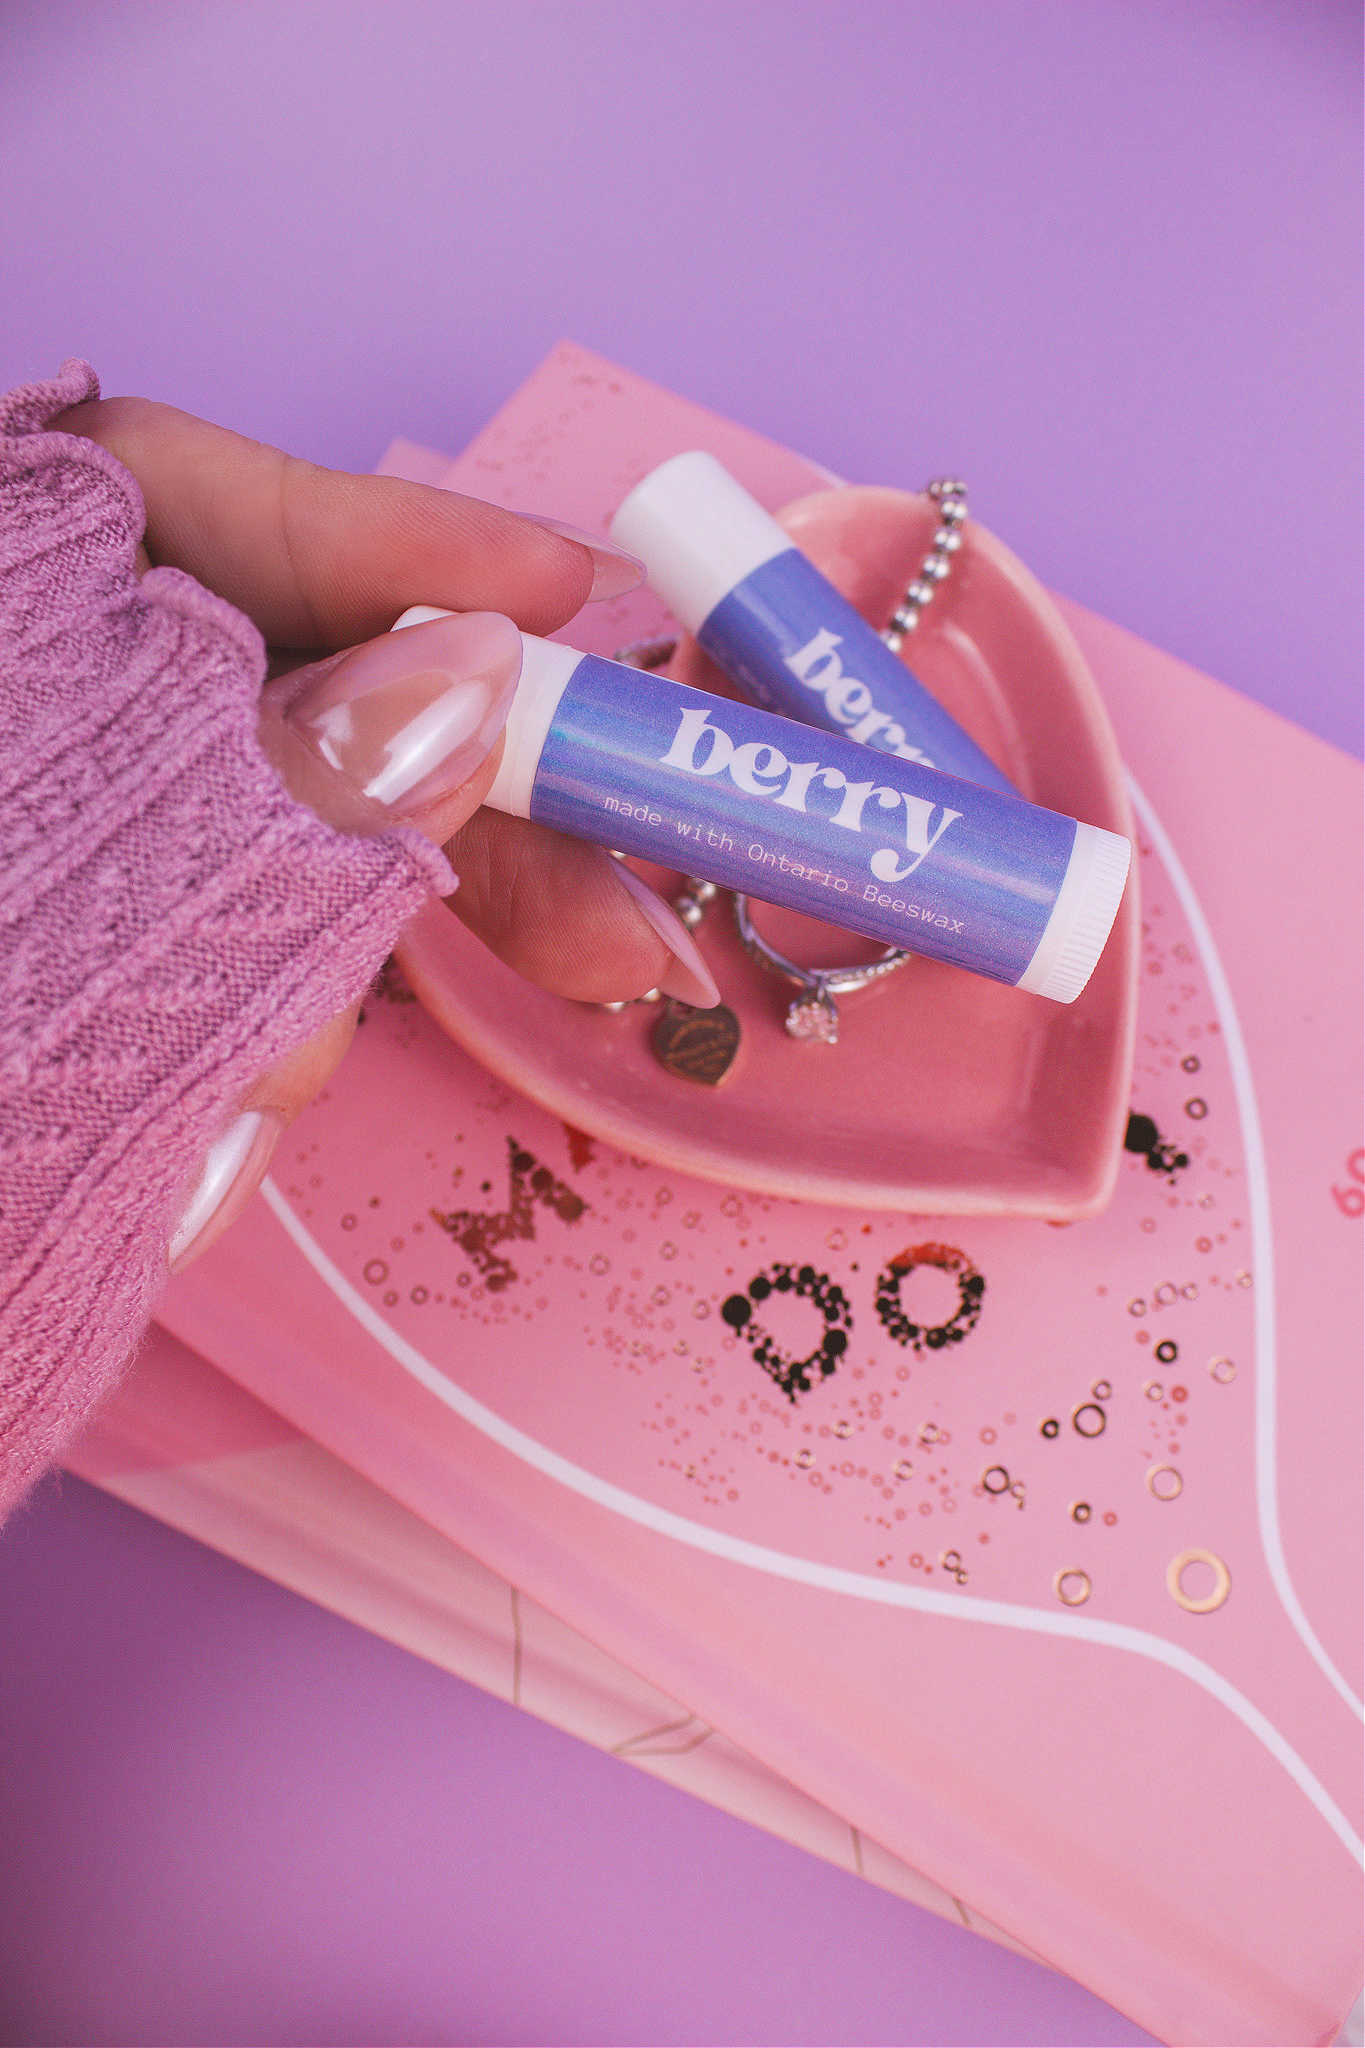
xmin=258 ymin=610 xmax=522 ymax=846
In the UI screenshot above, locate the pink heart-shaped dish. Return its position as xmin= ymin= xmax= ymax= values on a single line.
xmin=397 ymin=487 xmax=1138 ymax=1218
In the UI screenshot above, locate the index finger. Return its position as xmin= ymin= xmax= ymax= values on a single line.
xmin=53 ymin=395 xmax=613 ymax=648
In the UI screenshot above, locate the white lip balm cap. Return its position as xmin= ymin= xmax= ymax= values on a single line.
xmin=1016 ymin=821 xmax=1132 ymax=1003
xmin=610 ymin=451 xmax=793 ymax=632
xmin=484 ymin=633 xmax=580 ymax=819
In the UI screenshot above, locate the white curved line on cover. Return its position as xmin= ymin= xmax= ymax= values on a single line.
xmin=259 ymin=1176 xmax=1362 ymax=1867
xmin=1125 ymin=773 xmax=1364 ymax=1723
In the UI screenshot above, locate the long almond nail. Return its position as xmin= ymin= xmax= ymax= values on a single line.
xmin=285 ymin=612 xmax=522 ymax=821
xmin=612 ymin=863 xmax=721 ymax=1008
xmin=168 ymin=1109 xmax=284 ymax=1273
xmin=513 ymin=513 xmax=645 ymax=601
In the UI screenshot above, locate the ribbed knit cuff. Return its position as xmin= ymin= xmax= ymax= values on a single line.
xmin=0 ymin=361 xmax=454 ymax=1516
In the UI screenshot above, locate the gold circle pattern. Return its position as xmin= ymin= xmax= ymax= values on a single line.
xmin=1166 ymin=1547 xmax=1231 ymax=1614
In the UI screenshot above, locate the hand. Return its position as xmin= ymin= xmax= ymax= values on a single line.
xmin=55 ymin=396 xmax=719 ymax=1267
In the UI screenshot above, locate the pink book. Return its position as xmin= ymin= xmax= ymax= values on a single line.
xmin=67 ymin=345 xmax=1364 ymax=2047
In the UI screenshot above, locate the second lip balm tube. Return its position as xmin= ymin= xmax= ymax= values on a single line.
xmin=610 ymin=451 xmax=1017 ymax=795
xmin=422 ymin=620 xmax=1130 ymax=1003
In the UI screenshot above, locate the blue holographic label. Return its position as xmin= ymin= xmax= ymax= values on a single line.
xmin=698 ymin=546 xmax=1015 ymax=794
xmin=530 ymin=656 xmax=1075 ymax=987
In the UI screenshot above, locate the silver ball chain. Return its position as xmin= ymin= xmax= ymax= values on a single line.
xmin=883 ymin=478 xmax=969 ymax=652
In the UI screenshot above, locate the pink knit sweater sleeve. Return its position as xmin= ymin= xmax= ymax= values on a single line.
xmin=0 ymin=362 xmax=455 ymax=1518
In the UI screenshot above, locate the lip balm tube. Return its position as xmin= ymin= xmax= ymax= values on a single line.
xmin=610 ymin=451 xmax=1016 ymax=794
xmin=467 ymin=629 xmax=1129 ymax=1003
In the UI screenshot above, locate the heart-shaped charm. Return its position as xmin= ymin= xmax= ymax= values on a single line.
xmin=651 ymin=999 xmax=741 ymax=1086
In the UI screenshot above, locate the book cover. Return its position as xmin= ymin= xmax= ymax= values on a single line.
xmin=70 ymin=345 xmax=1364 ymax=2047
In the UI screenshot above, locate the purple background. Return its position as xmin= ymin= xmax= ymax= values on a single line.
xmin=0 ymin=4 xmax=1359 ymax=2044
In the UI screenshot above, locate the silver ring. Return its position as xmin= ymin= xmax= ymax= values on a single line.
xmin=732 ymin=897 xmax=909 ymax=1044
xmin=613 ymin=634 xmax=679 ymax=673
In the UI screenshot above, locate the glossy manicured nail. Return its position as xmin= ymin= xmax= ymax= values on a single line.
xmin=612 ymin=862 xmax=721 ymax=1009
xmin=286 ymin=612 xmax=522 ymax=819
xmin=168 ymin=1109 xmax=284 ymax=1273
xmin=515 ymin=512 xmax=645 ymax=601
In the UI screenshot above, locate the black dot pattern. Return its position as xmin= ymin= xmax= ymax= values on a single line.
xmin=721 ymin=1263 xmax=852 ymax=1402
xmin=875 ymin=1242 xmax=985 ymax=1354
